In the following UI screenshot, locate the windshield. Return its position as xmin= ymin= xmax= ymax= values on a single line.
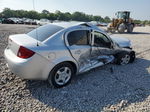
xmin=117 ymin=12 xmax=130 ymax=19
xmin=27 ymin=24 xmax=64 ymax=41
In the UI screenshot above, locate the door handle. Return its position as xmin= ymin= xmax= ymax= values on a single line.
xmin=75 ymin=50 xmax=81 ymax=54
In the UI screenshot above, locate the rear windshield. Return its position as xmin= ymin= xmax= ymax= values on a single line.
xmin=27 ymin=24 xmax=63 ymax=41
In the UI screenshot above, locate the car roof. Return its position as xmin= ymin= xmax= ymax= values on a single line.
xmin=42 ymin=22 xmax=108 ymax=44
xmin=50 ymin=21 xmax=105 ymax=32
xmin=51 ymin=22 xmax=89 ymax=28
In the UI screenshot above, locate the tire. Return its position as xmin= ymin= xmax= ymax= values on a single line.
xmin=129 ymin=51 xmax=135 ymax=63
xmin=118 ymin=24 xmax=126 ymax=33
xmin=115 ymin=52 xmax=131 ymax=65
xmin=48 ymin=62 xmax=74 ymax=88
xmin=127 ymin=24 xmax=134 ymax=33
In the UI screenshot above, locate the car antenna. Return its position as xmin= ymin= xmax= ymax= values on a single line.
xmin=32 ymin=0 xmax=39 ymax=46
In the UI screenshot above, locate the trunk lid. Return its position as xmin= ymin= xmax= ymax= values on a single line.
xmin=8 ymin=34 xmax=40 ymax=56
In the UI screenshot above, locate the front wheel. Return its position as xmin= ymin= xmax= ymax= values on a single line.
xmin=115 ymin=52 xmax=131 ymax=65
xmin=118 ymin=24 xmax=126 ymax=33
xmin=48 ymin=62 xmax=74 ymax=88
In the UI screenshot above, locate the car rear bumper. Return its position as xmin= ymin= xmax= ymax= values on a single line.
xmin=4 ymin=48 xmax=51 ymax=80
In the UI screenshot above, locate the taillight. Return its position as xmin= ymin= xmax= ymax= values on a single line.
xmin=17 ymin=46 xmax=35 ymax=59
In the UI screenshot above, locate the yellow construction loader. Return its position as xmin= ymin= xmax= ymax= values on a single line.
xmin=107 ymin=11 xmax=135 ymax=33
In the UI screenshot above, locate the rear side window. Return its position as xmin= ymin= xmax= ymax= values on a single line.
xmin=27 ymin=24 xmax=63 ymax=42
xmin=67 ymin=30 xmax=90 ymax=46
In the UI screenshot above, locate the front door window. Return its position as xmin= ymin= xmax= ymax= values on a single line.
xmin=93 ymin=32 xmax=111 ymax=48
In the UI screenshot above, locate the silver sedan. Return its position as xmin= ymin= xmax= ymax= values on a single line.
xmin=4 ymin=22 xmax=135 ymax=88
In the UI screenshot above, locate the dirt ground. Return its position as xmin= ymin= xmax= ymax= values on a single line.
xmin=0 ymin=24 xmax=150 ymax=112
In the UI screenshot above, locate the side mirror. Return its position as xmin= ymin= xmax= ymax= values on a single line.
xmin=93 ymin=43 xmax=99 ymax=47
xmin=106 ymin=42 xmax=111 ymax=47
xmin=110 ymin=42 xmax=114 ymax=49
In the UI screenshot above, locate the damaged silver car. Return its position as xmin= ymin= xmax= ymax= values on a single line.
xmin=4 ymin=22 xmax=135 ymax=88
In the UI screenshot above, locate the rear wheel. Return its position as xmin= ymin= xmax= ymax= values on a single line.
xmin=48 ymin=62 xmax=74 ymax=88
xmin=127 ymin=24 xmax=134 ymax=33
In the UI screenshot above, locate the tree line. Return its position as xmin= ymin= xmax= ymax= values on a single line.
xmin=0 ymin=8 xmax=150 ymax=25
xmin=0 ymin=8 xmax=111 ymax=23
xmin=134 ymin=20 xmax=150 ymax=26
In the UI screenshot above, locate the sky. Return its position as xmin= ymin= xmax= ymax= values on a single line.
xmin=0 ymin=0 xmax=150 ymax=20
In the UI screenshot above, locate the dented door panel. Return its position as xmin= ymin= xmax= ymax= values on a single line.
xmin=68 ymin=45 xmax=92 ymax=72
xmin=90 ymin=30 xmax=115 ymax=65
xmin=90 ymin=46 xmax=114 ymax=65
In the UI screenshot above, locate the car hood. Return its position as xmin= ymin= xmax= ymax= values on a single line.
xmin=110 ymin=36 xmax=131 ymax=48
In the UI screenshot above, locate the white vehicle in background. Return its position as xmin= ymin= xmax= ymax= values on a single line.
xmin=24 ymin=18 xmax=37 ymax=25
xmin=38 ymin=19 xmax=51 ymax=25
xmin=4 ymin=22 xmax=135 ymax=88
xmin=90 ymin=21 xmax=108 ymax=27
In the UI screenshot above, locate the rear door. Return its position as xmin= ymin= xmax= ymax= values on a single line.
xmin=66 ymin=29 xmax=92 ymax=72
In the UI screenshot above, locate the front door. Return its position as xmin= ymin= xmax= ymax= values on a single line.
xmin=66 ymin=29 xmax=92 ymax=72
xmin=91 ymin=31 xmax=114 ymax=65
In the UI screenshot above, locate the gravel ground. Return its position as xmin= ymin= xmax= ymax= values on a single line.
xmin=0 ymin=24 xmax=150 ymax=112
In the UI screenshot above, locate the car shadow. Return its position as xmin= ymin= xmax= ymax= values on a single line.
xmin=109 ymin=32 xmax=150 ymax=35
xmin=128 ymin=32 xmax=150 ymax=35
xmin=26 ymin=58 xmax=150 ymax=111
